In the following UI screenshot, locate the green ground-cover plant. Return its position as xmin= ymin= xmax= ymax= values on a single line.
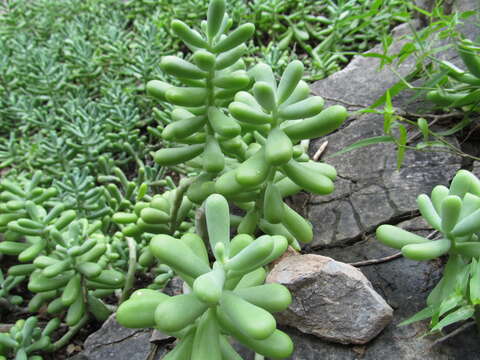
xmin=0 ymin=0 xmax=168 ymax=181
xmin=0 ymin=0 xmax=409 ymax=175
xmin=376 ymin=169 xmax=480 ymax=332
xmin=0 ymin=170 xmax=141 ymax=351
xmin=114 ymin=0 xmax=348 ymax=359
xmin=117 ymin=194 xmax=293 ymax=359
xmin=0 ymin=316 xmax=60 ymax=360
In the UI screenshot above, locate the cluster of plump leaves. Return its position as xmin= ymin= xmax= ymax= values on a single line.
xmin=147 ymin=0 xmax=348 ymax=251
xmin=112 ymin=1 xmax=348 ymax=359
xmin=0 ymin=317 xmax=60 ymax=360
xmin=117 ymin=194 xmax=294 ymax=359
xmin=376 ymin=170 xmax=480 ymax=332
xmin=112 ymin=185 xmax=195 ymax=248
xmin=427 ymin=38 xmax=480 ymax=111
xmin=0 ymin=269 xmax=24 ymax=309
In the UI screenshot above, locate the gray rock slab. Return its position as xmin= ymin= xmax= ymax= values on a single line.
xmin=267 ymin=254 xmax=393 ymax=345
xmin=71 ymin=315 xmax=172 ymax=360
xmin=310 ymin=24 xmax=420 ymax=111
xmin=308 ymin=113 xmax=461 ymax=248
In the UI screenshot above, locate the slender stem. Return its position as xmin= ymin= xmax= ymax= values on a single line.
xmin=349 ymin=231 xmax=439 ymax=267
xmin=169 ymin=177 xmax=196 ymax=235
xmin=474 ymin=305 xmax=480 ymax=334
xmin=120 ymin=237 xmax=137 ymax=304
xmin=194 ymin=205 xmax=208 ymax=243
xmin=430 ymin=321 xmax=475 ymax=347
xmin=397 ymin=116 xmax=480 ymax=161
xmin=349 ymin=252 xmax=402 ymax=267
xmin=49 ymin=315 xmax=89 ymax=352
xmin=0 ymin=298 xmax=29 ymax=315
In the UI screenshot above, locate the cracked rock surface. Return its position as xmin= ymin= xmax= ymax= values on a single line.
xmin=69 ymin=315 xmax=173 ymax=360
xmin=308 ymin=114 xmax=461 ymax=248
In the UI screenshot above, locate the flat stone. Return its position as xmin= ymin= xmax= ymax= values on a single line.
xmin=267 ymin=254 xmax=393 ymax=345
xmin=309 ymin=199 xmax=361 ymax=247
xmin=71 ymin=315 xmax=172 ymax=360
xmin=350 ymin=185 xmax=395 ymax=230
xmin=382 ymin=144 xmax=460 ymax=213
xmin=307 ymin=0 xmax=477 ymax=245
xmin=308 ymin=114 xmax=461 ymax=248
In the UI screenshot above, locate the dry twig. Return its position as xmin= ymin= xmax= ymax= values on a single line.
xmin=313 ymin=141 xmax=328 ymax=160
xmin=349 ymin=230 xmax=439 ymax=267
xmin=429 ymin=321 xmax=475 ymax=348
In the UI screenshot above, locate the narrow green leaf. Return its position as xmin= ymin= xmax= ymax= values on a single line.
xmin=431 ymin=305 xmax=474 ymax=332
xmin=369 ymin=69 xmax=421 ymax=109
xmin=399 ymin=306 xmax=434 ymax=326
xmin=326 ymin=136 xmax=394 ymax=158
xmin=469 ymin=259 xmax=480 ymax=304
xmin=435 ymin=117 xmax=472 ymax=136
xmin=438 ymin=293 xmax=464 ymax=317
xmin=396 ymin=124 xmax=407 ymax=169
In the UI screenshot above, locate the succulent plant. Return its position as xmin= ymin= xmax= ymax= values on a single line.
xmin=146 ymin=0 xmax=348 ymax=248
xmin=427 ymin=38 xmax=480 ymax=111
xmin=117 ymin=194 xmax=293 ymax=359
xmin=0 ymin=316 xmax=59 ymax=360
xmin=376 ymin=170 xmax=480 ymax=331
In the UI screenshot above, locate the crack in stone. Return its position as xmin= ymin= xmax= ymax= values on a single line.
xmin=309 ymin=195 xmax=350 ymax=206
xmin=331 ymin=205 xmax=342 ymax=245
xmin=310 ymin=210 xmax=420 ymax=251
xmin=337 ymin=174 xmax=358 ymax=184
xmin=379 ymin=172 xmax=401 ymax=215
xmin=87 ymin=330 xmax=175 ymax=354
xmin=88 ymin=330 xmax=148 ymax=351
xmin=348 ymin=197 xmax=365 ymax=233
xmin=319 ymin=95 xmax=369 ymax=109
